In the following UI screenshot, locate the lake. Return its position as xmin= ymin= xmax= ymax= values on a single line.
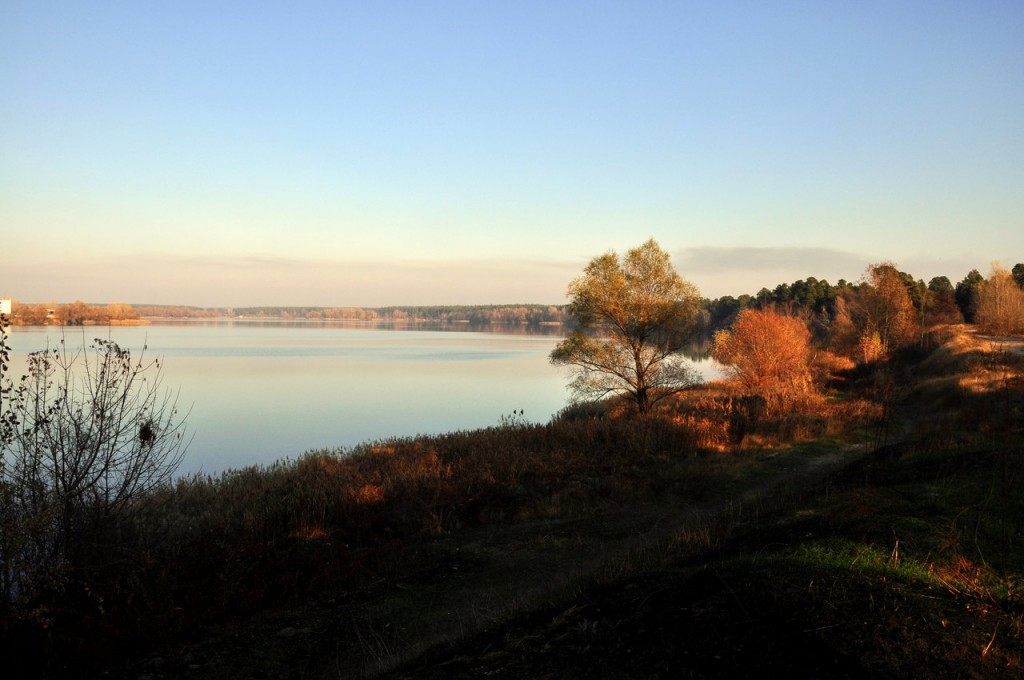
xmin=2 ymin=322 xmax=722 ymax=475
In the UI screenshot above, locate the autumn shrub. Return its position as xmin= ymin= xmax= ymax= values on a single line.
xmin=669 ymin=398 xmax=732 ymax=451
xmin=811 ymin=350 xmax=856 ymax=389
xmin=712 ymin=308 xmax=816 ymax=414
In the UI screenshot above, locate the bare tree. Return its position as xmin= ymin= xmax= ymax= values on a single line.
xmin=0 ymin=324 xmax=189 ymax=607
xmin=975 ymin=263 xmax=1024 ymax=336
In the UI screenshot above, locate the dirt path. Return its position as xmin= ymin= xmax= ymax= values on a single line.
xmin=961 ymin=327 xmax=1024 ymax=357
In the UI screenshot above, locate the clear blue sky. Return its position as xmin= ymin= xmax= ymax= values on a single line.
xmin=2 ymin=1 xmax=1021 ymax=306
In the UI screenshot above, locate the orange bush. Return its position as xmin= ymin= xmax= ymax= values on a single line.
xmin=712 ymin=309 xmax=815 ymax=412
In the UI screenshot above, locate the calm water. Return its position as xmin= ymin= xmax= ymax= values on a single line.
xmin=3 ymin=322 xmax=721 ymax=475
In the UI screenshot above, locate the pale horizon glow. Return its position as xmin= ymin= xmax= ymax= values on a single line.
xmin=3 ymin=2 xmax=1021 ymax=307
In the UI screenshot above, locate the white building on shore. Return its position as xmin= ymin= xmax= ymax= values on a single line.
xmin=0 ymin=297 xmax=11 ymax=316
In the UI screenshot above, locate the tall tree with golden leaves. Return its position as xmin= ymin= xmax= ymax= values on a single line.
xmin=860 ymin=262 xmax=919 ymax=353
xmin=550 ymin=239 xmax=702 ymax=414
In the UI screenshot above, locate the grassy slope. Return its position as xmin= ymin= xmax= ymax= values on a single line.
xmin=51 ymin=327 xmax=1024 ymax=678
xmin=389 ymin=442 xmax=1023 ymax=679
xmin=386 ymin=329 xmax=1024 ymax=679
xmin=159 ymin=443 xmax=866 ymax=680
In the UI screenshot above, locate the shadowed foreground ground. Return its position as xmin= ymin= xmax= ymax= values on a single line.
xmin=40 ymin=327 xmax=1024 ymax=679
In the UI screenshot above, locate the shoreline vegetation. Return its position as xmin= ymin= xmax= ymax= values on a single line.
xmin=3 ymin=322 xmax=1021 ymax=679
xmin=2 ymin=258 xmax=1023 ymax=678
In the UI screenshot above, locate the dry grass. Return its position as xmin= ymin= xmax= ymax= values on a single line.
xmin=661 ymin=380 xmax=878 ymax=452
xmin=917 ymin=325 xmax=1024 ymax=392
xmin=380 ymin=327 xmax=1024 ymax=679
xmin=4 ymin=408 xmax=753 ymax=676
xmin=7 ymin=323 xmax=1019 ymax=679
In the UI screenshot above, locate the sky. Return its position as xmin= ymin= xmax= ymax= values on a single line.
xmin=2 ymin=1 xmax=1022 ymax=307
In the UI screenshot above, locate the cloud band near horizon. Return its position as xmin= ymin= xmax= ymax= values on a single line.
xmin=3 ymin=246 xmax=1001 ymax=308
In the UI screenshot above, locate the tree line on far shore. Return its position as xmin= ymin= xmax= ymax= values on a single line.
xmin=2 ymin=302 xmax=570 ymax=327
xmin=5 ymin=262 xmax=1023 ymax=333
xmin=699 ymin=262 xmax=1024 ymax=338
xmin=229 ymin=304 xmax=569 ymax=326
xmin=7 ymin=301 xmax=143 ymax=326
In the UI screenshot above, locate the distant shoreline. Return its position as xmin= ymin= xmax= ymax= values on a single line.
xmin=3 ymin=302 xmax=571 ymax=328
xmin=7 ymin=316 xmax=571 ymax=333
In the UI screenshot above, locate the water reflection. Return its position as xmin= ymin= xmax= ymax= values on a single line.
xmin=4 ymin=323 xmax=571 ymax=473
xmin=152 ymin=318 xmax=570 ymax=336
